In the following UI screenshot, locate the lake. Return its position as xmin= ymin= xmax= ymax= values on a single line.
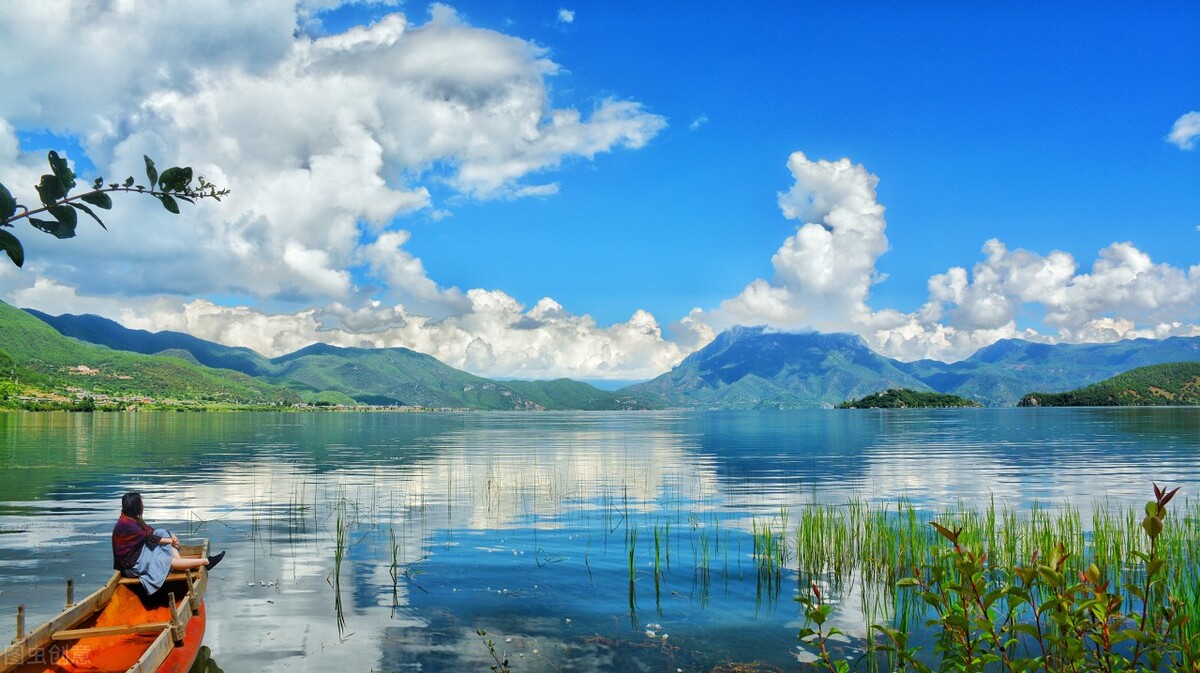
xmin=1 ymin=408 xmax=1198 ymax=672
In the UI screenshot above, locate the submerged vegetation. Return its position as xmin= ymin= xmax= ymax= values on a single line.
xmin=294 ymin=470 xmax=1199 ymax=672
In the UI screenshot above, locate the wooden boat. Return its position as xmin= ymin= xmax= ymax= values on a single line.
xmin=2 ymin=540 xmax=210 ymax=673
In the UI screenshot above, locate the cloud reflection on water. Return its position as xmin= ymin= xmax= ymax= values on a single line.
xmin=2 ymin=409 xmax=1198 ymax=672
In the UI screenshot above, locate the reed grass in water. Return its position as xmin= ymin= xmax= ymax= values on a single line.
xmin=793 ymin=485 xmax=1199 ymax=672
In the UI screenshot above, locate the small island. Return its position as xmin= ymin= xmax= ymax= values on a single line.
xmin=1018 ymin=361 xmax=1200 ymax=407
xmin=837 ymin=388 xmax=981 ymax=409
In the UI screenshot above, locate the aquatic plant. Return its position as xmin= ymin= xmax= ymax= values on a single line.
xmin=797 ymin=581 xmax=851 ymax=673
xmin=476 ymin=629 xmax=512 ymax=673
xmin=328 ymin=500 xmax=347 ymax=638
xmin=863 ymin=484 xmax=1200 ymax=673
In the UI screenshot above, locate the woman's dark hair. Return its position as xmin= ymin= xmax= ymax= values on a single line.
xmin=121 ymin=492 xmax=143 ymax=518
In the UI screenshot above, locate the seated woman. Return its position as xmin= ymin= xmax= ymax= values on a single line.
xmin=112 ymin=492 xmax=224 ymax=594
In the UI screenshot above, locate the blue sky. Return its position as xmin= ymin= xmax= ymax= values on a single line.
xmin=0 ymin=1 xmax=1197 ymax=380
xmin=397 ymin=2 xmax=1199 ymax=323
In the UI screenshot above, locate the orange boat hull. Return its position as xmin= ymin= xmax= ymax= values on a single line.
xmin=3 ymin=541 xmax=211 ymax=673
xmin=12 ymin=602 xmax=206 ymax=673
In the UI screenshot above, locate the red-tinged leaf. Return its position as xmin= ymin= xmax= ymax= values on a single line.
xmin=930 ymin=521 xmax=958 ymax=544
xmin=1161 ymin=486 xmax=1180 ymax=508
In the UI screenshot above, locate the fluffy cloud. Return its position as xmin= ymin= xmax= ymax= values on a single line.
xmin=715 ymin=151 xmax=887 ymax=331
xmin=557 ymin=8 xmax=575 ymax=24
xmin=1167 ymin=111 xmax=1200 ymax=150
xmin=0 ymin=2 xmax=664 ymax=301
xmin=0 ymin=268 xmax=698 ymax=379
xmin=0 ymin=1 xmax=684 ymax=380
xmin=112 ymin=294 xmax=693 ymax=380
xmin=706 ymin=151 xmax=1200 ymax=363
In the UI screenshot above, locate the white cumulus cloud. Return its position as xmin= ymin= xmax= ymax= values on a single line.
xmin=703 ymin=150 xmax=1200 ymax=363
xmin=557 ymin=8 xmax=575 ymax=24
xmin=714 ymin=151 xmax=888 ymax=331
xmin=1167 ymin=111 xmax=1200 ymax=150
xmin=0 ymin=1 xmax=682 ymax=381
xmin=114 ymin=295 xmax=693 ymax=381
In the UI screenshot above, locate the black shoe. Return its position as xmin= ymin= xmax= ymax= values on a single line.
xmin=207 ymin=551 xmax=225 ymax=570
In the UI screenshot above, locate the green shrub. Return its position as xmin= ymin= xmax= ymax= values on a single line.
xmin=798 ymin=484 xmax=1198 ymax=672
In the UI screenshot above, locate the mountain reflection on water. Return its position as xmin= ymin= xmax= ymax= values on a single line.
xmin=1 ymin=409 xmax=1197 ymax=672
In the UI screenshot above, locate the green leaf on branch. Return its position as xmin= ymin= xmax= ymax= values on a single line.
xmin=144 ymin=155 xmax=158 ymax=188
xmin=69 ymin=202 xmax=107 ymax=229
xmin=158 ymin=166 xmax=192 ymax=192
xmin=29 ymin=216 xmax=77 ymax=239
xmin=35 ymin=174 xmax=66 ymax=206
xmin=0 ymin=182 xmax=15 ymax=220
xmin=47 ymin=151 xmax=76 ymax=191
xmin=81 ymin=191 xmax=113 ymax=209
xmin=48 ymin=205 xmax=78 ymax=229
xmin=123 ymin=176 xmax=134 ymax=187
xmin=0 ymin=230 xmax=23 ymax=266
xmin=159 ymin=193 xmax=180 ymax=214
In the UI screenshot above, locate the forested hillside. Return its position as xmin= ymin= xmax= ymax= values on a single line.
xmin=0 ymin=300 xmax=299 ymax=407
xmin=1018 ymin=362 xmax=1200 ymax=407
xmin=837 ymin=388 xmax=982 ymax=409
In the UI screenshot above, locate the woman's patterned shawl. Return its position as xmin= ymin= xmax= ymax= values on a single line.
xmin=112 ymin=513 xmax=155 ymax=570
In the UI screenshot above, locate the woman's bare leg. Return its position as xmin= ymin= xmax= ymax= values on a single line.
xmin=169 ymin=547 xmax=209 ymax=570
xmin=171 ymin=557 xmax=208 ymax=570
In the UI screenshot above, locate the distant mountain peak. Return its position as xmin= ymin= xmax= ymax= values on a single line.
xmin=629 ymin=326 xmax=926 ymax=409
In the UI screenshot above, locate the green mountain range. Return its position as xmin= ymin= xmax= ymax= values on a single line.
xmin=18 ymin=305 xmax=651 ymax=410
xmin=14 ymin=307 xmax=1200 ymax=410
xmin=896 ymin=337 xmax=1200 ymax=405
xmin=261 ymin=342 xmax=651 ymax=410
xmin=624 ymin=327 xmax=1200 ymax=408
xmin=0 ymin=301 xmax=299 ymax=406
xmin=24 ymin=308 xmax=271 ymax=376
xmin=1017 ymin=362 xmax=1200 ymax=407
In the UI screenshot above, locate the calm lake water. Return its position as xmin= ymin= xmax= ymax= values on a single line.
xmin=1 ymin=408 xmax=1198 ymax=672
